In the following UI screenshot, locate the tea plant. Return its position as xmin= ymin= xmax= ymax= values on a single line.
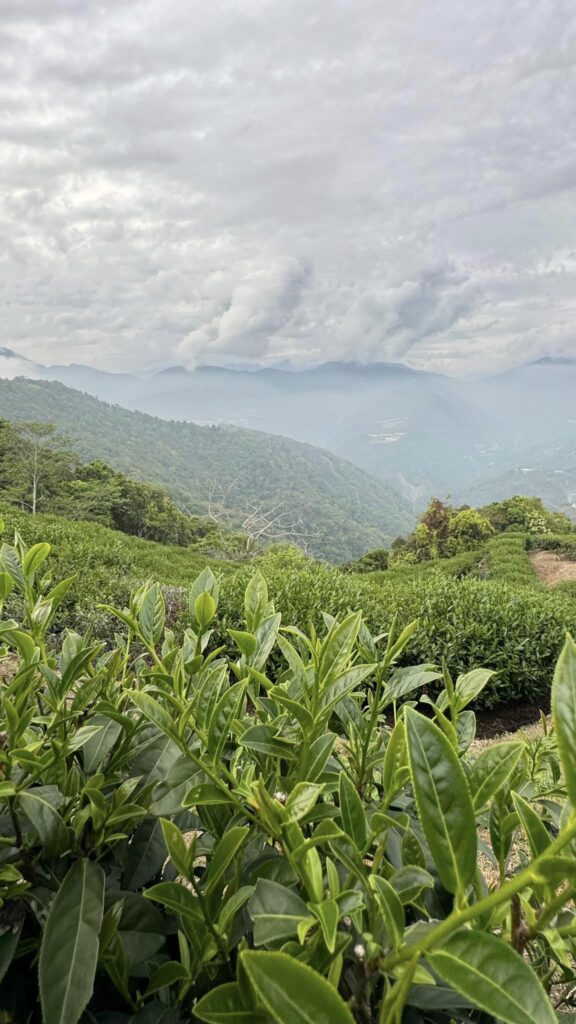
xmin=1 ymin=522 xmax=576 ymax=1023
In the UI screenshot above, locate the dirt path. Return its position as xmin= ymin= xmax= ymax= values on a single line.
xmin=530 ymin=550 xmax=576 ymax=585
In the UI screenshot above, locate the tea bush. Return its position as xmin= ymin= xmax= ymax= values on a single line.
xmin=485 ymin=533 xmax=538 ymax=587
xmin=530 ymin=534 xmax=576 ymax=561
xmin=1 ymin=524 xmax=576 ymax=1023
xmin=218 ymin=556 xmax=576 ymax=708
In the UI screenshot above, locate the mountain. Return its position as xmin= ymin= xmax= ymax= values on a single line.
xmin=32 ymin=356 xmax=501 ymax=501
xmin=463 ymin=434 xmax=576 ymax=517
xmin=3 ymin=350 xmax=576 ymax=515
xmin=0 ymin=377 xmax=413 ymax=562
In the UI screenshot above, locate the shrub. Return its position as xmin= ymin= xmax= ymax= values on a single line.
xmin=486 ymin=532 xmax=538 ymax=586
xmin=2 ymin=524 xmax=576 ymax=1023
xmin=218 ymin=560 xmax=576 ymax=708
xmin=530 ymin=533 xmax=576 ymax=561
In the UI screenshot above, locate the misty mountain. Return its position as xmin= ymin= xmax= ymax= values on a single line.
xmin=0 ymin=376 xmax=412 ymax=562
xmin=2 ymin=347 xmax=576 ymax=517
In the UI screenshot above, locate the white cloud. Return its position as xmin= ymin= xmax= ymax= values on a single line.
xmin=1 ymin=0 xmax=576 ymax=374
xmin=180 ymin=257 xmax=307 ymax=363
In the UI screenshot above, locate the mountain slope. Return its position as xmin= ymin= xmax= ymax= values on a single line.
xmin=0 ymin=377 xmax=413 ymax=562
xmin=4 ymin=348 xmax=576 ymax=515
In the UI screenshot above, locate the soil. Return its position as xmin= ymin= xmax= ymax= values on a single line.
xmin=474 ymin=701 xmax=547 ymax=740
xmin=530 ymin=549 xmax=576 ymax=585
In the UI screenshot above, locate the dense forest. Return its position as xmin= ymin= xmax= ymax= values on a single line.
xmin=0 ymin=378 xmax=413 ymax=561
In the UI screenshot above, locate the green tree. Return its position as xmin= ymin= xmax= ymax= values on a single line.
xmin=449 ymin=508 xmax=494 ymax=547
xmin=0 ymin=419 xmax=75 ymax=514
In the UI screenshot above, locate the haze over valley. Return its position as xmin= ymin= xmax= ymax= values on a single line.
xmin=2 ymin=347 xmax=574 ymax=522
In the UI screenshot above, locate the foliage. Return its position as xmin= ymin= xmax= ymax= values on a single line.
xmin=1 ymin=526 xmax=576 ymax=1023
xmin=485 ymin=533 xmax=538 ymax=587
xmin=0 ymin=378 xmax=413 ymax=562
xmin=529 ymin=533 xmax=576 ymax=561
xmin=392 ymin=499 xmax=494 ymax=564
xmin=0 ymin=420 xmax=75 ymax=515
xmin=481 ymin=495 xmax=575 ymax=536
xmin=343 ymin=549 xmax=389 ymax=574
xmin=0 ymin=421 xmax=243 ymax=550
xmin=0 ymin=507 xmax=241 ymax=638
xmin=219 ymin=553 xmax=576 ymax=708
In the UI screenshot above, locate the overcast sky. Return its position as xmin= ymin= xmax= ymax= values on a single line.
xmin=1 ymin=0 xmax=576 ymax=376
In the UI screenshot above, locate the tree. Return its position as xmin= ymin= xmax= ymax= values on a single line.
xmin=0 ymin=420 xmax=75 ymax=514
xmin=448 ymin=508 xmax=494 ymax=546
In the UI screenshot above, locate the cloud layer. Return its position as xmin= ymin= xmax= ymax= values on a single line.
xmin=1 ymin=0 xmax=576 ymax=375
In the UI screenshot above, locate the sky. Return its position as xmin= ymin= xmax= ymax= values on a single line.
xmin=1 ymin=0 xmax=576 ymax=377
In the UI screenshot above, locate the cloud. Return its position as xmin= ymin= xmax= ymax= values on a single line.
xmin=0 ymin=0 xmax=576 ymax=375
xmin=180 ymin=257 xmax=308 ymax=363
xmin=0 ymin=353 xmax=39 ymax=379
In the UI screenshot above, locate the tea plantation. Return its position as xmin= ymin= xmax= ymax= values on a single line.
xmin=1 ymin=504 xmax=576 ymax=1022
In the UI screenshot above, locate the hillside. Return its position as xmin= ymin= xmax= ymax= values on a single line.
xmin=6 ymin=347 xmax=576 ymax=514
xmin=0 ymin=377 xmax=412 ymax=562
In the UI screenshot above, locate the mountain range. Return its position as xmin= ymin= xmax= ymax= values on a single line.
xmin=0 ymin=375 xmax=412 ymax=562
xmin=1 ymin=346 xmax=574 ymax=518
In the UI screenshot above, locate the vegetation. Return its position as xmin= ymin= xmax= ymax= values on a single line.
xmin=0 ymin=378 xmax=413 ymax=562
xmin=220 ymin=553 xmax=576 ymax=709
xmin=0 ymin=420 xmax=243 ymax=550
xmin=388 ymin=496 xmax=575 ymax=568
xmin=1 ymin=523 xmax=576 ymax=1023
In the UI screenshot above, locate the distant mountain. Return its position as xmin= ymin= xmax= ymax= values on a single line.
xmin=2 ymin=350 xmax=576 ymax=515
xmin=0 ymin=377 xmax=413 ymax=562
xmin=30 ymin=356 xmax=501 ymax=501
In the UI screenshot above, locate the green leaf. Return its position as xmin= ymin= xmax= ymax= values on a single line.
xmin=82 ymin=715 xmax=123 ymax=772
xmin=195 ymin=592 xmax=217 ymax=631
xmin=244 ymin=572 xmax=269 ymax=632
xmin=552 ymin=634 xmax=576 ymax=806
xmin=285 ymin=783 xmax=324 ymax=823
xmin=130 ymin=691 xmax=176 ymax=739
xmin=469 ymin=741 xmax=523 ymax=811
xmin=229 ymin=629 xmax=257 ymax=658
xmin=405 ymin=708 xmax=476 ymax=895
xmin=123 ymin=818 xmax=167 ymax=891
xmin=207 ymin=680 xmax=247 ymax=763
xmin=240 ymin=723 xmax=298 ymax=761
xmin=189 ymin=567 xmax=219 ymax=623
xmin=270 ymin=687 xmax=314 ymax=735
xmin=0 ymin=919 xmax=22 ymax=984
xmin=383 ymin=719 xmax=407 ymax=796
xmin=241 ymin=950 xmax=355 ymax=1024
xmin=310 ymin=898 xmax=339 ymax=952
xmin=299 ymin=732 xmax=336 ymax=782
xmin=39 ymin=859 xmax=105 ymax=1024
xmin=318 ymin=664 xmax=374 ymax=715
xmin=23 ymin=542 xmax=51 ymax=578
xmin=139 ymin=583 xmax=165 ymax=647
xmin=19 ymin=788 xmax=69 ymax=857
xmin=249 ymin=878 xmax=312 ymax=946
xmin=512 ymin=792 xmax=552 ymax=858
xmin=144 ymin=882 xmax=202 ymax=924
xmin=184 ymin=782 xmax=235 ymax=807
xmin=453 ymin=668 xmax=495 ymax=711
xmin=338 ymin=773 xmax=366 ymax=850
xmin=390 ymin=865 xmax=434 ymax=904
xmin=0 ymin=571 xmax=13 ymax=601
xmin=195 ymin=982 xmax=269 ymax=1023
xmin=318 ymin=611 xmax=362 ymax=685
xmin=384 ymin=665 xmax=442 ymax=705
xmin=160 ymin=818 xmax=190 ymax=878
xmin=428 ymin=928 xmax=556 ymax=1024
xmin=204 ymin=826 xmax=249 ymax=896
xmin=144 ymin=961 xmax=189 ymax=996
xmin=368 ymin=875 xmax=404 ymax=949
